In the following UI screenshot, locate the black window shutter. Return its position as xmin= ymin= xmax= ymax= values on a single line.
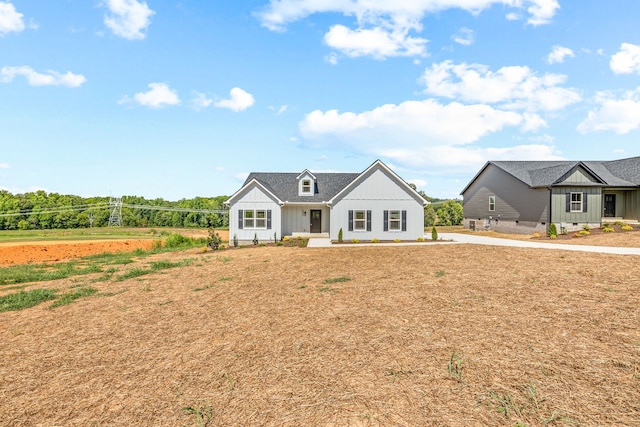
xmin=402 ymin=210 xmax=407 ymax=231
xmin=565 ymin=193 xmax=570 ymax=212
xmin=267 ymin=210 xmax=272 ymax=229
xmin=366 ymin=210 xmax=372 ymax=231
xmin=383 ymin=210 xmax=389 ymax=232
xmin=583 ymin=192 xmax=588 ymax=212
xmin=348 ymin=210 xmax=353 ymax=231
xmin=238 ymin=210 xmax=244 ymax=229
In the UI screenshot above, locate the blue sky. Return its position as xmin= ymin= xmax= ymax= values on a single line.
xmin=1 ymin=1 xmax=640 ymax=200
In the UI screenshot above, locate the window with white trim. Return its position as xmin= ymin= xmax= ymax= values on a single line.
xmin=301 ymin=179 xmax=312 ymax=194
xmin=388 ymin=210 xmax=401 ymax=230
xmin=354 ymin=210 xmax=366 ymax=231
xmin=255 ymin=210 xmax=267 ymax=228
xmin=489 ymin=196 xmax=495 ymax=211
xmin=243 ymin=210 xmax=254 ymax=228
xmin=570 ymin=192 xmax=582 ymax=212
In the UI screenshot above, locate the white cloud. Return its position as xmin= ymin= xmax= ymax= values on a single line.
xmin=120 ymin=82 xmax=180 ymax=108
xmin=191 ymin=91 xmax=213 ymax=111
xmin=215 ymin=87 xmax=255 ymax=112
xmin=257 ymin=1 xmax=557 ymax=59
xmin=102 ymin=0 xmax=154 ymax=40
xmin=407 ymin=178 xmax=427 ymax=188
xmin=324 ymin=24 xmax=428 ymax=59
xmin=577 ymin=88 xmax=640 ymax=134
xmin=258 ymin=1 xmax=559 ymax=31
xmin=420 ymin=60 xmax=581 ymax=112
xmin=0 ymin=162 xmax=9 ymax=169
xmin=325 ymin=52 xmax=339 ymax=65
xmin=298 ymin=98 xmax=557 ymax=169
xmin=525 ymin=0 xmax=560 ymax=26
xmin=0 ymin=66 xmax=86 ymax=87
xmin=547 ymin=45 xmax=574 ymax=64
xmin=452 ymin=27 xmax=474 ymax=46
xmin=610 ymin=43 xmax=640 ymax=75
xmin=0 ymin=1 xmax=23 ymax=35
xmin=268 ymin=104 xmax=288 ymax=115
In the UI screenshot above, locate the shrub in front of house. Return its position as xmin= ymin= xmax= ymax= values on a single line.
xmin=338 ymin=228 xmax=343 ymax=243
xmin=548 ymin=223 xmax=558 ymax=238
xmin=603 ymin=226 xmax=614 ymax=233
xmin=431 ymin=226 xmax=438 ymax=241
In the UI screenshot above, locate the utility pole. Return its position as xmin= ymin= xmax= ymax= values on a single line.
xmin=108 ymin=197 xmax=123 ymax=227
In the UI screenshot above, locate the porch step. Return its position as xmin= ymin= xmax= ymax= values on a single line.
xmin=290 ymin=232 xmax=330 ymax=238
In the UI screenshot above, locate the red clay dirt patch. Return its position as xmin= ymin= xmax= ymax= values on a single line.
xmin=0 ymin=240 xmax=156 ymax=266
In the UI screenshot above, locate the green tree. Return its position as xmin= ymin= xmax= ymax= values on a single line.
xmin=435 ymin=200 xmax=464 ymax=226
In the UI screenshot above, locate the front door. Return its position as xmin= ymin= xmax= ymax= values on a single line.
xmin=604 ymin=194 xmax=616 ymax=217
xmin=310 ymin=210 xmax=321 ymax=233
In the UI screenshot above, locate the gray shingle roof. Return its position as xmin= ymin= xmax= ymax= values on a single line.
xmin=490 ymin=156 xmax=640 ymax=188
xmin=244 ymin=172 xmax=360 ymax=203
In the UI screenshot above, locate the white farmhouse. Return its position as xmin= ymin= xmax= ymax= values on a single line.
xmin=225 ymin=160 xmax=428 ymax=243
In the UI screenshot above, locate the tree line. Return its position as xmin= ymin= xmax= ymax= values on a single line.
xmin=0 ymin=189 xmax=462 ymax=231
xmin=0 ymin=190 xmax=229 ymax=230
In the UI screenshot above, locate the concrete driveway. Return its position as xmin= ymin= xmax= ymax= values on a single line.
xmin=308 ymin=233 xmax=640 ymax=255
xmin=440 ymin=233 xmax=640 ymax=255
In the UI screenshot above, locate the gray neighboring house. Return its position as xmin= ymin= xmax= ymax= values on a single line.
xmin=225 ymin=160 xmax=427 ymax=243
xmin=460 ymin=156 xmax=640 ymax=234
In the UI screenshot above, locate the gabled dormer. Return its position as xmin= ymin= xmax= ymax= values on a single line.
xmin=297 ymin=169 xmax=316 ymax=196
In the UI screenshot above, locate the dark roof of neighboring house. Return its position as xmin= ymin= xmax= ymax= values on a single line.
xmin=243 ymin=172 xmax=361 ymax=203
xmin=461 ymin=156 xmax=640 ymax=194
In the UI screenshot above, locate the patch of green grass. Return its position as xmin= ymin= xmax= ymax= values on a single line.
xmin=49 ymin=286 xmax=98 ymax=308
xmin=183 ymin=405 xmax=212 ymax=427
xmin=117 ymin=267 xmax=153 ymax=281
xmin=150 ymin=260 xmax=185 ymax=270
xmin=0 ymin=288 xmax=57 ymax=312
xmin=318 ymin=287 xmax=336 ymax=293
xmin=323 ymin=276 xmax=351 ymax=284
xmin=435 ymin=269 xmax=446 ymax=278
xmin=216 ymin=256 xmax=232 ymax=263
xmin=487 ymin=391 xmax=523 ymax=419
xmin=218 ymin=276 xmax=232 ymax=282
xmin=0 ymin=261 xmax=102 ymax=286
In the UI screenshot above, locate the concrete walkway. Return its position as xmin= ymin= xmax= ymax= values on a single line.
xmin=307 ymin=233 xmax=640 ymax=255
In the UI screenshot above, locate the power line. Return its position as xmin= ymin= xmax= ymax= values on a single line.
xmin=0 ymin=201 xmax=227 ymax=218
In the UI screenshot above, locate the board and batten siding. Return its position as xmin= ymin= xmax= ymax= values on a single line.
xmin=561 ymin=167 xmax=599 ymax=184
xmin=228 ymin=186 xmax=281 ymax=243
xmin=281 ymin=205 xmax=329 ymax=235
xmin=623 ymin=190 xmax=640 ymax=219
xmin=462 ymin=164 xmax=549 ymax=223
xmin=550 ymin=187 xmax=602 ymax=224
xmin=330 ymin=168 xmax=424 ymax=241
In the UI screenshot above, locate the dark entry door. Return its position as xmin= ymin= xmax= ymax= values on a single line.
xmin=310 ymin=210 xmax=321 ymax=233
xmin=604 ymin=194 xmax=616 ymax=217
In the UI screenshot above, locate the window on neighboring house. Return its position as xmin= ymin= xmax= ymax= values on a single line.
xmin=489 ymin=196 xmax=495 ymax=211
xmin=301 ymin=179 xmax=312 ymax=194
xmin=570 ymin=192 xmax=582 ymax=212
xmin=388 ymin=210 xmax=401 ymax=230
xmin=354 ymin=210 xmax=366 ymax=231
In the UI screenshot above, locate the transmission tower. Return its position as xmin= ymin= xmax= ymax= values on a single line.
xmin=108 ymin=197 xmax=123 ymax=227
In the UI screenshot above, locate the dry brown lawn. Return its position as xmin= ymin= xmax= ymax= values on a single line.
xmin=1 ymin=242 xmax=639 ymax=426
